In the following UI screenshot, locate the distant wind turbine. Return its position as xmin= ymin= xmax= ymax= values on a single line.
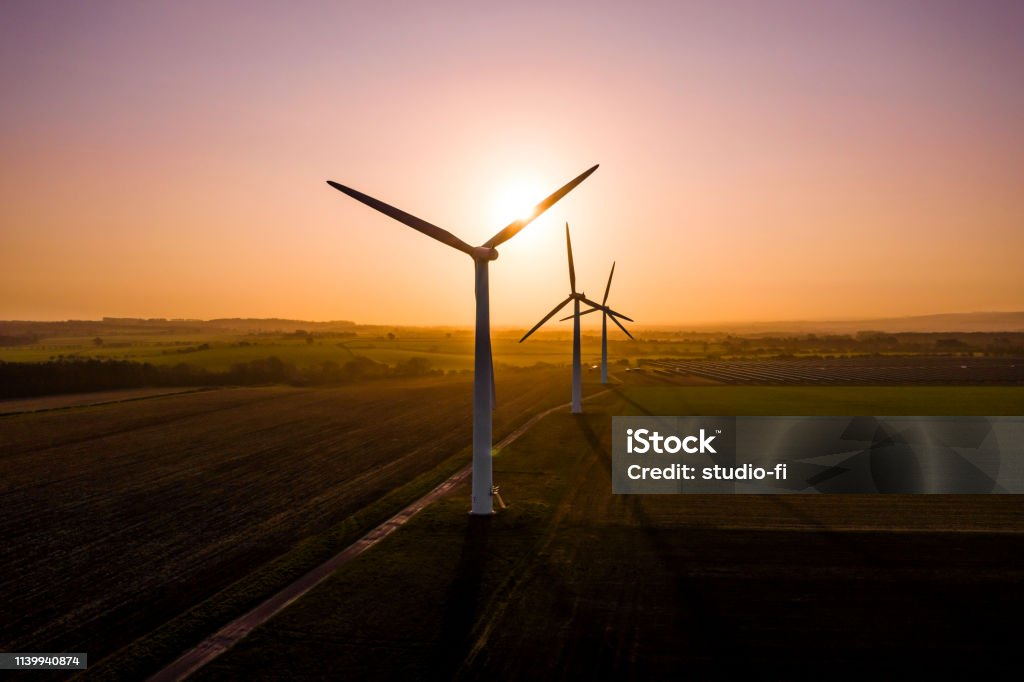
xmin=520 ymin=224 xmax=605 ymax=413
xmin=564 ymin=262 xmax=633 ymax=384
xmin=327 ymin=165 xmax=598 ymax=515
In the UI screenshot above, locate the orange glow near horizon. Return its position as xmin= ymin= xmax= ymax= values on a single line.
xmin=1 ymin=2 xmax=1022 ymax=327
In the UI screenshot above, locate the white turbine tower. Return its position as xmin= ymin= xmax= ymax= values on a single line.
xmin=519 ymin=224 xmax=606 ymax=414
xmin=327 ymin=165 xmax=598 ymax=515
xmin=565 ymin=262 xmax=633 ymax=384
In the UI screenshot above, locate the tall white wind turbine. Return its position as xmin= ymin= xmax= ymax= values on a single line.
xmin=327 ymin=165 xmax=598 ymax=514
xmin=520 ymin=224 xmax=605 ymax=414
xmin=566 ymin=262 xmax=633 ymax=384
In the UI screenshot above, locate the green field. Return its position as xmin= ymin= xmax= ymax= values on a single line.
xmin=0 ymin=329 xmax=628 ymax=372
xmin=4 ymin=318 xmax=1023 ymax=383
xmin=615 ymin=381 xmax=1024 ymax=416
xmin=186 ymin=379 xmax=1024 ymax=680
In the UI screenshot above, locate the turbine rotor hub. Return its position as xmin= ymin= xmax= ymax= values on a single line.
xmin=473 ymin=246 xmax=499 ymax=261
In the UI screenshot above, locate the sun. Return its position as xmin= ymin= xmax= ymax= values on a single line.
xmin=490 ymin=179 xmax=545 ymax=226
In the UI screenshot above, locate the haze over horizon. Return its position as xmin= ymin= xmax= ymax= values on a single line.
xmin=2 ymin=1 xmax=1022 ymax=327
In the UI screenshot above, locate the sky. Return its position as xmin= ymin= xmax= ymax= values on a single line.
xmin=1 ymin=0 xmax=1022 ymax=327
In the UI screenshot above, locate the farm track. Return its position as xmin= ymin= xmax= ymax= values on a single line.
xmin=0 ymin=371 xmax=588 ymax=663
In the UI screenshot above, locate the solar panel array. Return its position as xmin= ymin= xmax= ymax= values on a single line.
xmin=639 ymin=357 xmax=1024 ymax=385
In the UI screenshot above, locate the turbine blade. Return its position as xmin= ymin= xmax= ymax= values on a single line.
xmin=602 ymin=262 xmax=615 ymax=306
xmin=609 ymin=313 xmax=634 ymax=339
xmin=326 ymin=181 xmax=475 ymax=256
xmin=483 ymin=164 xmax=599 ymax=248
xmin=566 ymin=223 xmax=576 ymax=293
xmin=559 ymin=307 xmax=600 ymax=322
xmin=520 ymin=296 xmax=573 ymax=342
xmin=605 ymin=307 xmax=634 ymax=323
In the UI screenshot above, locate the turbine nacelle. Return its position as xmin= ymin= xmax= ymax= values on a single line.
xmin=472 ymin=246 xmax=499 ymax=261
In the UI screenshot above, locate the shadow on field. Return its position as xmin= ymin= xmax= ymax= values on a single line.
xmin=572 ymin=414 xmax=753 ymax=679
xmin=608 ymin=385 xmax=655 ymax=416
xmin=570 ymin=411 xmax=1022 ymax=678
xmin=434 ymin=515 xmax=493 ymax=677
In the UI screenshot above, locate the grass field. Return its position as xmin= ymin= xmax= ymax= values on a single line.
xmin=4 ymin=320 xmax=1023 ymax=385
xmin=189 ymin=378 xmax=1024 ymax=680
xmin=614 ymin=381 xmax=1024 ymax=416
xmin=0 ymin=331 xmax=626 ymax=372
xmin=0 ymin=368 xmax=602 ymax=671
xmin=4 ymin=325 xmax=1020 ymax=387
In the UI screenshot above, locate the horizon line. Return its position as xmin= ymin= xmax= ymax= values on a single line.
xmin=2 ymin=309 xmax=1024 ymax=330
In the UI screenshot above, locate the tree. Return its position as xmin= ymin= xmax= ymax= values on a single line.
xmin=93 ymin=337 xmax=103 ymax=347
xmin=395 ymin=356 xmax=434 ymax=377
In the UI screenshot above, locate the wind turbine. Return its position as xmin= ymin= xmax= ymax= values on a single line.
xmin=519 ymin=224 xmax=605 ymax=414
xmin=565 ymin=262 xmax=633 ymax=384
xmin=327 ymin=165 xmax=598 ymax=515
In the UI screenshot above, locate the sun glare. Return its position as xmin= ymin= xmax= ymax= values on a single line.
xmin=491 ymin=180 xmax=544 ymax=226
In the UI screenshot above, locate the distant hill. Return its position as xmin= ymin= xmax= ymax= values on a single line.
xmin=201 ymin=318 xmax=357 ymax=332
xmin=0 ymin=317 xmax=357 ymax=337
xmin=2 ymin=312 xmax=1022 ymax=338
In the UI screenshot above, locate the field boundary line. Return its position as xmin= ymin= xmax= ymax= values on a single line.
xmin=149 ymin=388 xmax=611 ymax=682
xmin=0 ymin=387 xmax=218 ymax=417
